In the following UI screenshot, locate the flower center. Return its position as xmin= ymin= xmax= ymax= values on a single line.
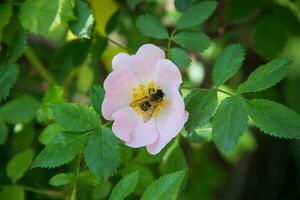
xmin=130 ymin=81 xmax=167 ymax=122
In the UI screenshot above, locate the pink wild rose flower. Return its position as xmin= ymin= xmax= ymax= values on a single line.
xmin=102 ymin=44 xmax=188 ymax=154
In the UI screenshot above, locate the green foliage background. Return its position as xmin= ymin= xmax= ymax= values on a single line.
xmin=1 ymin=0 xmax=300 ymax=199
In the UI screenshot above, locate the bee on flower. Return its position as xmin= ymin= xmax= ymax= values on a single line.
xmin=102 ymin=44 xmax=188 ymax=154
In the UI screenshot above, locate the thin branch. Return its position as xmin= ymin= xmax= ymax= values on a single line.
xmin=70 ymin=154 xmax=82 ymax=200
xmin=181 ymin=86 xmax=235 ymax=96
xmin=166 ymin=29 xmax=177 ymax=59
xmin=24 ymin=47 xmax=56 ymax=84
xmin=107 ymin=37 xmax=133 ymax=53
xmin=0 ymin=185 xmax=65 ymax=199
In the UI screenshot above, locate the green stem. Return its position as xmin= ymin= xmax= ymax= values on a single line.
xmin=181 ymin=86 xmax=235 ymax=96
xmin=103 ymin=121 xmax=112 ymax=127
xmin=24 ymin=48 xmax=56 ymax=84
xmin=0 ymin=185 xmax=65 ymax=199
xmin=166 ymin=29 xmax=177 ymax=59
xmin=63 ymin=68 xmax=79 ymax=98
xmin=216 ymin=88 xmax=235 ymax=96
xmin=107 ymin=37 xmax=133 ymax=53
xmin=180 ymin=86 xmax=212 ymax=92
xmin=71 ymin=154 xmax=82 ymax=200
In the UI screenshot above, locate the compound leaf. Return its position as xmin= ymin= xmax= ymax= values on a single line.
xmin=247 ymin=99 xmax=300 ymax=139
xmin=176 ymin=1 xmax=217 ymax=29
xmin=141 ymin=170 xmax=186 ymax=200
xmin=172 ymin=31 xmax=210 ymax=52
xmin=237 ymin=58 xmax=291 ymax=93
xmin=0 ymin=63 xmax=19 ymax=100
xmin=50 ymin=103 xmax=100 ymax=132
xmin=32 ymin=132 xmax=89 ymax=168
xmin=213 ymin=44 xmax=245 ymax=87
xmin=109 ymin=171 xmax=140 ymax=200
xmin=136 ymin=14 xmax=169 ymax=39
xmin=212 ymin=96 xmax=248 ymax=153
xmin=6 ymin=149 xmax=34 ymax=183
xmin=84 ymin=127 xmax=120 ymax=179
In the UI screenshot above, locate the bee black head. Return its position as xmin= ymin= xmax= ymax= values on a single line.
xmin=156 ymin=89 xmax=164 ymax=98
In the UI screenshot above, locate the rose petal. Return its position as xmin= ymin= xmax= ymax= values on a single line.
xmin=126 ymin=117 xmax=158 ymax=148
xmin=112 ymin=53 xmax=131 ymax=70
xmin=112 ymin=107 xmax=138 ymax=142
xmin=154 ymin=59 xmax=182 ymax=90
xmin=131 ymin=44 xmax=165 ymax=84
xmin=146 ymin=87 xmax=188 ymax=154
xmin=164 ymin=87 xmax=186 ymax=114
xmin=102 ymin=68 xmax=139 ymax=120
xmin=147 ymin=111 xmax=188 ymax=155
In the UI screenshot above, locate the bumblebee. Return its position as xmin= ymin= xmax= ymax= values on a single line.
xmin=130 ymin=89 xmax=165 ymax=122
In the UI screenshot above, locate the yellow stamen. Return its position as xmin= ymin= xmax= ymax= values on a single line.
xmin=130 ymin=81 xmax=167 ymax=117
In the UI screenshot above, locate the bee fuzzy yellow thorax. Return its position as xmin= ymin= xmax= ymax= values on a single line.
xmin=130 ymin=81 xmax=167 ymax=118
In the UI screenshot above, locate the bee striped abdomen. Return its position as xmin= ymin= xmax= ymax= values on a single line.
xmin=140 ymin=101 xmax=152 ymax=111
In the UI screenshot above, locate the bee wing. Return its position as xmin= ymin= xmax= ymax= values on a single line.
xmin=143 ymin=102 xmax=157 ymax=123
xmin=129 ymin=96 xmax=148 ymax=107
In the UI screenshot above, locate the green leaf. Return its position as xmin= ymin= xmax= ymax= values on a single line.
xmin=141 ymin=170 xmax=186 ymax=200
xmin=43 ymin=84 xmax=65 ymax=105
xmin=0 ymin=186 xmax=24 ymax=200
xmin=185 ymin=89 xmax=218 ymax=133
xmin=182 ymin=125 xmax=212 ymax=144
xmin=8 ymin=32 xmax=28 ymax=63
xmin=38 ymin=84 xmax=65 ymax=122
xmin=78 ymin=170 xmax=101 ymax=185
xmin=49 ymin=173 xmax=75 ymax=187
xmin=159 ymin=141 xmax=187 ymax=174
xmin=91 ymin=180 xmax=113 ymax=200
xmin=0 ymin=3 xmax=13 ymax=41
xmin=38 ymin=123 xmax=65 ymax=145
xmin=136 ymin=14 xmax=169 ymax=39
xmin=84 ymin=127 xmax=120 ymax=179
xmin=89 ymin=85 xmax=105 ymax=115
xmin=0 ymin=63 xmax=19 ymax=100
xmin=212 ymin=96 xmax=248 ymax=153
xmin=170 ymin=48 xmax=191 ymax=68
xmin=19 ymin=0 xmax=75 ymax=35
xmin=0 ymin=96 xmax=40 ymax=124
xmin=50 ymin=103 xmax=100 ymax=132
xmin=70 ymin=0 xmax=94 ymax=39
xmin=109 ymin=171 xmax=140 ymax=200
xmin=32 ymin=132 xmax=89 ymax=168
xmin=52 ymin=39 xmax=91 ymax=70
xmin=90 ymin=36 xmax=108 ymax=67
xmin=6 ymin=149 xmax=34 ymax=183
xmin=0 ymin=119 xmax=8 ymax=145
xmin=174 ymin=0 xmax=192 ymax=12
xmin=247 ymin=99 xmax=300 ymax=139
xmin=237 ymin=58 xmax=291 ymax=93
xmin=176 ymin=1 xmax=217 ymax=29
xmin=212 ymin=44 xmax=245 ymax=87
xmin=172 ymin=31 xmax=210 ymax=52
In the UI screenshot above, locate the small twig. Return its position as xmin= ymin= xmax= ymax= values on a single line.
xmin=0 ymin=185 xmax=65 ymax=199
xmin=107 ymin=37 xmax=133 ymax=53
xmin=24 ymin=47 xmax=56 ymax=84
xmin=180 ymin=86 xmax=212 ymax=92
xmin=181 ymin=86 xmax=235 ymax=96
xmin=166 ymin=29 xmax=177 ymax=59
xmin=103 ymin=121 xmax=113 ymax=127
xmin=70 ymin=154 xmax=82 ymax=200
xmin=216 ymin=88 xmax=235 ymax=96
xmin=63 ymin=68 xmax=79 ymax=98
